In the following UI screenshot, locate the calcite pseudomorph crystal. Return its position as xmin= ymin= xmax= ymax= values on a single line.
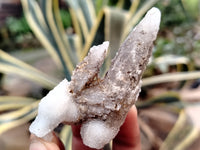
xmin=29 ymin=7 xmax=161 ymax=149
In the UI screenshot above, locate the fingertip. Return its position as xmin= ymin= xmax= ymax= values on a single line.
xmin=30 ymin=133 xmax=65 ymax=150
xmin=113 ymin=106 xmax=141 ymax=150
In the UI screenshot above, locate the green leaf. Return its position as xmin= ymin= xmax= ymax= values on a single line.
xmin=0 ymin=49 xmax=58 ymax=89
xmin=136 ymin=92 xmax=181 ymax=109
xmin=80 ymin=8 xmax=105 ymax=60
xmin=60 ymin=125 xmax=72 ymax=150
xmin=128 ymin=0 xmax=140 ymax=16
xmin=0 ymin=96 xmax=35 ymax=111
xmin=21 ymin=0 xmax=63 ymax=68
xmin=65 ymin=0 xmax=96 ymax=40
xmin=43 ymin=0 xmax=77 ymax=75
xmin=142 ymin=71 xmax=200 ymax=87
xmin=160 ymin=111 xmax=199 ymax=150
xmin=0 ymin=101 xmax=39 ymax=135
xmin=122 ymin=0 xmax=159 ymax=40
xmin=103 ymin=7 xmax=129 ymax=73
xmin=59 ymin=9 xmax=72 ymax=29
xmin=181 ymin=0 xmax=199 ymax=19
xmin=21 ymin=0 xmax=76 ymax=79
xmin=94 ymin=0 xmax=108 ymax=14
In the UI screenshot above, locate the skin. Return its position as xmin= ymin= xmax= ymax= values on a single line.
xmin=29 ymin=106 xmax=141 ymax=150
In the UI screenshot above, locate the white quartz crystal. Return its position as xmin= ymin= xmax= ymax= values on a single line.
xmin=29 ymin=7 xmax=161 ymax=149
xmin=29 ymin=79 xmax=79 ymax=137
xmin=81 ymin=120 xmax=118 ymax=149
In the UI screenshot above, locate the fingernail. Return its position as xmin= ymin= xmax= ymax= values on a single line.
xmin=30 ymin=141 xmax=47 ymax=150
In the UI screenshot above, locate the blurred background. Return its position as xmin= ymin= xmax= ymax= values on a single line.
xmin=0 ymin=0 xmax=200 ymax=150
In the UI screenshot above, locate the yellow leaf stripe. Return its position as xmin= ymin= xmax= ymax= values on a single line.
xmin=21 ymin=0 xmax=62 ymax=68
xmin=142 ymin=71 xmax=200 ymax=87
xmin=0 ymin=101 xmax=39 ymax=135
xmin=0 ymin=96 xmax=35 ymax=111
xmin=122 ymin=0 xmax=159 ymax=41
xmin=46 ymin=0 xmax=75 ymax=72
xmin=0 ymin=50 xmax=58 ymax=89
xmin=60 ymin=125 xmax=72 ymax=149
xmin=160 ymin=111 xmax=198 ymax=150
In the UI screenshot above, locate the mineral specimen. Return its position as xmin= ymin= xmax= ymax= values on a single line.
xmin=29 ymin=7 xmax=161 ymax=149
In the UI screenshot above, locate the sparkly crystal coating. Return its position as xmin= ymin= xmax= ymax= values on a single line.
xmin=29 ymin=7 xmax=161 ymax=149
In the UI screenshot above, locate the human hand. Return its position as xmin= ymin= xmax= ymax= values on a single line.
xmin=29 ymin=106 xmax=141 ymax=150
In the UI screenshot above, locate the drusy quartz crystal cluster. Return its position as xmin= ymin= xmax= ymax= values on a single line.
xmin=29 ymin=7 xmax=161 ymax=149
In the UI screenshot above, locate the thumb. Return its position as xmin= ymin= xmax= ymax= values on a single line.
xmin=29 ymin=132 xmax=65 ymax=150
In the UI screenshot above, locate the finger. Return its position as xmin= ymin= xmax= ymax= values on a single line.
xmin=113 ymin=106 xmax=141 ymax=150
xmin=29 ymin=132 xmax=65 ymax=150
xmin=71 ymin=125 xmax=103 ymax=150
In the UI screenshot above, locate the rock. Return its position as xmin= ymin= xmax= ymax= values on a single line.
xmin=29 ymin=7 xmax=161 ymax=149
